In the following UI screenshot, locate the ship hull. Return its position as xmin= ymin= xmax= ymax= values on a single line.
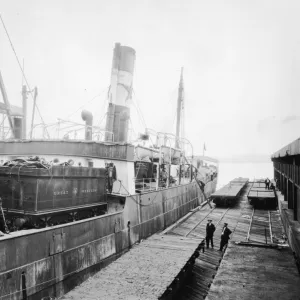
xmin=0 ymin=179 xmax=217 ymax=300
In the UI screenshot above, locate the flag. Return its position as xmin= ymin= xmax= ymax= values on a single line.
xmin=203 ymin=143 xmax=206 ymax=151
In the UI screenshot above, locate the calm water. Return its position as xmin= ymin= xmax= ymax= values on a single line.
xmin=217 ymin=162 xmax=273 ymax=189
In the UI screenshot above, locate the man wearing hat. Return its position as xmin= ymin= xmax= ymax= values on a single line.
xmin=206 ymin=219 xmax=216 ymax=248
xmin=219 ymin=223 xmax=232 ymax=251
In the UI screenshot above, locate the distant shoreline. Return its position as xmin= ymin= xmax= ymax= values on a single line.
xmin=216 ymin=155 xmax=271 ymax=164
xmin=218 ymin=160 xmax=271 ymax=164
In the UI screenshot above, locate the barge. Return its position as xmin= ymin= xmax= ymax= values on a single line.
xmin=210 ymin=177 xmax=248 ymax=206
xmin=247 ymin=179 xmax=277 ymax=209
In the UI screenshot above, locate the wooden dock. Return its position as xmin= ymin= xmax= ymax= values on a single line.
xmin=206 ymin=205 xmax=300 ymax=300
xmin=175 ymin=184 xmax=300 ymax=300
xmin=176 ymin=248 xmax=221 ymax=299
xmin=61 ymin=234 xmax=201 ymax=300
xmin=167 ymin=190 xmax=245 ymax=299
xmin=206 ymin=246 xmax=300 ymax=300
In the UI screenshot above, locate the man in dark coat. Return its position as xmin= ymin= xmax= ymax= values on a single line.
xmin=206 ymin=219 xmax=216 ymax=248
xmin=265 ymin=178 xmax=270 ymax=190
xmin=219 ymin=223 xmax=232 ymax=251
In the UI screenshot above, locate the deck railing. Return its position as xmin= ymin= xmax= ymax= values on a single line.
xmin=133 ymin=176 xmax=196 ymax=193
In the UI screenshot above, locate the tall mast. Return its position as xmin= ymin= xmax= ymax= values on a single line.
xmin=175 ymin=67 xmax=184 ymax=148
xmin=21 ymin=85 xmax=27 ymax=139
xmin=104 ymin=43 xmax=136 ymax=143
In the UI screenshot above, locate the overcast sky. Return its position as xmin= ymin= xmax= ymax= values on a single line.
xmin=1 ymin=0 xmax=300 ymax=158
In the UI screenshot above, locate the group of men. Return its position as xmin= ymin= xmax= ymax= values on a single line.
xmin=265 ymin=178 xmax=275 ymax=190
xmin=206 ymin=219 xmax=232 ymax=251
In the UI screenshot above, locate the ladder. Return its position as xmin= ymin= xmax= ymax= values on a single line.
xmin=184 ymin=156 xmax=212 ymax=208
xmin=193 ymin=174 xmax=212 ymax=208
xmin=183 ymin=156 xmax=212 ymax=208
xmin=0 ymin=198 xmax=9 ymax=234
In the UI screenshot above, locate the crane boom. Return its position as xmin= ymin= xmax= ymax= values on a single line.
xmin=0 ymin=71 xmax=14 ymax=135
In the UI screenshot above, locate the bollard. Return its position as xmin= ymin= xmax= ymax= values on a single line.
xmin=127 ymin=221 xmax=131 ymax=249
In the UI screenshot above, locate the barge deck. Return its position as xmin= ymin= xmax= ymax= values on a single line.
xmin=247 ymin=180 xmax=277 ymax=208
xmin=210 ymin=178 xmax=248 ymax=206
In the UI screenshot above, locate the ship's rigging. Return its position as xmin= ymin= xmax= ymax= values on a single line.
xmin=0 ymin=15 xmax=192 ymax=157
xmin=0 ymin=14 xmax=49 ymax=138
xmin=176 ymin=67 xmax=185 ymax=149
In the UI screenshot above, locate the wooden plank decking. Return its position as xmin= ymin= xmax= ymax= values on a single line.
xmin=206 ymin=191 xmax=300 ymax=300
xmin=252 ymin=182 xmax=266 ymax=188
xmin=178 ymin=184 xmax=300 ymax=300
xmin=211 ymin=178 xmax=248 ymax=200
xmin=230 ymin=177 xmax=249 ymax=184
xmin=211 ymin=185 xmax=243 ymax=198
xmin=248 ymin=190 xmax=275 ymax=198
xmin=172 ymin=188 xmax=249 ymax=300
xmin=206 ymin=246 xmax=300 ymax=300
xmin=250 ymin=186 xmax=270 ymax=191
xmin=247 ymin=179 xmax=276 ymax=209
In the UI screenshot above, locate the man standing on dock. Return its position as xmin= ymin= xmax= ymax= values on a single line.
xmin=206 ymin=219 xmax=216 ymax=248
xmin=265 ymin=178 xmax=270 ymax=190
xmin=219 ymin=223 xmax=232 ymax=252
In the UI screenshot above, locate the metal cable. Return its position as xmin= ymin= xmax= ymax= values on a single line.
xmin=0 ymin=14 xmax=50 ymax=138
xmin=65 ymin=89 xmax=108 ymax=120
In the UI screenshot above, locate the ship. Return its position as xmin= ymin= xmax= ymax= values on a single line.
xmin=0 ymin=43 xmax=218 ymax=299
